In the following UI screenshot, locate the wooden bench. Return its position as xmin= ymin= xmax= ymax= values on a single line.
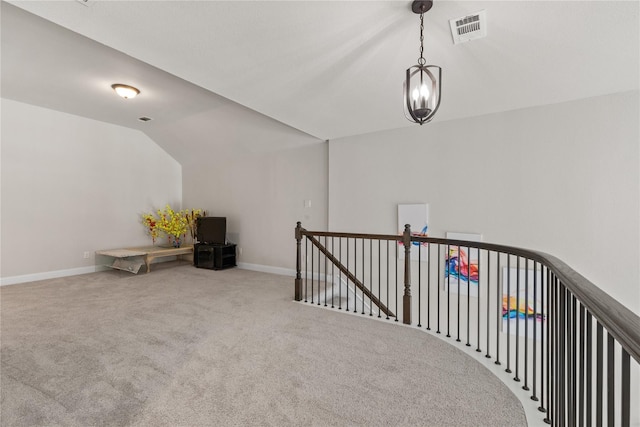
xmin=96 ymin=245 xmax=194 ymax=273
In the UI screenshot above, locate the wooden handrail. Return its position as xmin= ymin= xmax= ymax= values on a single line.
xmin=298 ymin=227 xmax=640 ymax=364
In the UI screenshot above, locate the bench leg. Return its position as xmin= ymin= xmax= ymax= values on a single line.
xmin=145 ymin=255 xmax=152 ymax=273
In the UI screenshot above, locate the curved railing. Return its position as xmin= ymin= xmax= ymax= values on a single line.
xmin=294 ymin=222 xmax=640 ymax=426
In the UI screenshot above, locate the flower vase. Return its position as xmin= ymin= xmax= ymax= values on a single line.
xmin=171 ymin=236 xmax=182 ymax=248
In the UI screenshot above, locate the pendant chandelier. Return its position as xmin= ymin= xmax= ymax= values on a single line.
xmin=404 ymin=0 xmax=442 ymax=125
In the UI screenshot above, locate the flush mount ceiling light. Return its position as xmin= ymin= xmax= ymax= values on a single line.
xmin=111 ymin=84 xmax=140 ymax=99
xmin=404 ymin=0 xmax=442 ymax=125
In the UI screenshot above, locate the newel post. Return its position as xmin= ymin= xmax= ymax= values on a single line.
xmin=403 ymin=224 xmax=412 ymax=325
xmin=295 ymin=222 xmax=303 ymax=301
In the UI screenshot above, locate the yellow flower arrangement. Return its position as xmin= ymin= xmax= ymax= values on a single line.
xmin=142 ymin=213 xmax=159 ymax=244
xmin=142 ymin=205 xmax=205 ymax=246
xmin=185 ymin=208 xmax=206 ymax=242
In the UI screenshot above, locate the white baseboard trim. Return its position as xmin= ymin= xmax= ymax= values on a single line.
xmin=0 ymin=266 xmax=97 ymax=286
xmin=0 ymin=256 xmax=187 ymax=287
xmin=237 ymin=262 xmax=296 ymax=277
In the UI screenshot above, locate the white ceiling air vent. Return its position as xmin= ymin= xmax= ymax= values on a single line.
xmin=449 ymin=10 xmax=487 ymax=45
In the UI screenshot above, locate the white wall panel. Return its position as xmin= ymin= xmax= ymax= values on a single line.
xmin=329 ymin=91 xmax=639 ymax=313
xmin=1 ymin=99 xmax=182 ymax=279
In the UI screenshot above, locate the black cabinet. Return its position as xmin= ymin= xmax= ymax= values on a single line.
xmin=195 ymin=244 xmax=237 ymax=270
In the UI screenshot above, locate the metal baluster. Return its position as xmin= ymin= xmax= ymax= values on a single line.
xmin=596 ymin=322 xmax=603 ymax=427
xmin=369 ymin=239 xmax=373 ymax=316
xmin=418 ymin=240 xmax=422 ymax=327
xmin=476 ymin=247 xmax=481 ymax=352
xmin=568 ymin=293 xmax=574 ymax=426
xmin=556 ymin=279 xmax=563 ymax=427
xmin=568 ymin=291 xmax=574 ymax=426
xmin=543 ymin=269 xmax=551 ymax=423
xmin=395 ymin=240 xmax=398 ymax=322
xmin=531 ymin=261 xmax=537 ymax=398
xmin=506 ymin=255 xmax=512 ymax=374
xmin=338 ymin=237 xmax=342 ymax=310
xmin=356 ymin=238 xmax=360 ymax=313
xmin=486 ymin=250 xmax=491 ymax=359
xmin=317 ymin=237 xmax=322 ymax=306
xmin=378 ymin=240 xmax=380 ymax=319
xmin=346 ymin=238 xmax=350 ymax=312
xmin=447 ymin=243 xmax=451 ymax=338
xmin=570 ymin=295 xmax=577 ymax=426
xmin=586 ymin=312 xmax=592 ymax=427
xmin=466 ymin=245 xmax=471 ymax=347
xmin=386 ymin=240 xmax=390 ymax=320
xmin=554 ymin=278 xmax=561 ymax=426
xmin=456 ymin=244 xmax=461 ymax=342
xmin=362 ymin=238 xmax=365 ymax=315
xmin=496 ymin=252 xmax=501 ymax=366
xmin=523 ymin=258 xmax=530 ymax=390
xmin=606 ymin=334 xmax=614 ymax=426
xmin=579 ymin=304 xmax=585 ymax=427
xmin=354 ymin=238 xmax=359 ymax=313
xmin=324 ymin=236 xmax=328 ymax=307
xmin=532 ymin=263 xmax=541 ymax=405
xmin=349 ymin=239 xmax=353 ymax=312
xmin=354 ymin=238 xmax=358 ymax=313
xmin=621 ymin=349 xmax=630 ymax=427
xmin=556 ymin=276 xmax=562 ymax=427
xmin=547 ymin=274 xmax=557 ymax=425
xmin=437 ymin=244 xmax=441 ymax=333
xmin=331 ymin=237 xmax=334 ymax=308
xmin=559 ymin=284 xmax=566 ymax=427
xmin=515 ymin=256 xmax=520 ymax=382
xmin=426 ymin=242 xmax=431 ymax=330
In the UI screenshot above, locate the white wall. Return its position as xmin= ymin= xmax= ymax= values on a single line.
xmin=1 ymin=99 xmax=182 ymax=282
xmin=4 ymin=89 xmax=637 ymax=315
xmin=182 ymin=141 xmax=328 ymax=272
xmin=328 ymin=91 xmax=639 ymax=313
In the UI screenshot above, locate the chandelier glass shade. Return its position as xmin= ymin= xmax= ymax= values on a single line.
xmin=404 ymin=0 xmax=441 ymax=125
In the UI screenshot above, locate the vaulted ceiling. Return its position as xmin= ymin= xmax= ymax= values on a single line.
xmin=3 ymin=1 xmax=639 ymax=157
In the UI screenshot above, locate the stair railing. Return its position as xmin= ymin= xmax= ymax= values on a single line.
xmin=294 ymin=221 xmax=640 ymax=426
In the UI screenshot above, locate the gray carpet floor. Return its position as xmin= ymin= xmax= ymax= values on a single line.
xmin=1 ymin=263 xmax=526 ymax=426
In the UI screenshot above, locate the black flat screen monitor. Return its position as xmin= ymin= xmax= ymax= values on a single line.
xmin=197 ymin=217 xmax=226 ymax=245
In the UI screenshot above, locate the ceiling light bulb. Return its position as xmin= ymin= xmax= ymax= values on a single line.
xmin=419 ymin=83 xmax=430 ymax=100
xmin=111 ymin=84 xmax=140 ymax=99
xmin=412 ymin=87 xmax=420 ymax=101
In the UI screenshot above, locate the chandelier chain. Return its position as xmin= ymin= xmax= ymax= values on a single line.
xmin=418 ymin=12 xmax=425 ymax=66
